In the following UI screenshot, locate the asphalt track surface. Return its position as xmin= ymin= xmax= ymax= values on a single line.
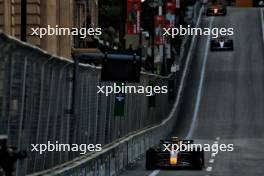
xmin=120 ymin=7 xmax=264 ymax=176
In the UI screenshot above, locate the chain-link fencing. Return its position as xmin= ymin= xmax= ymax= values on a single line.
xmin=0 ymin=33 xmax=173 ymax=175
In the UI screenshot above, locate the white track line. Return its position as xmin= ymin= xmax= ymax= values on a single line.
xmin=211 ymin=152 xmax=217 ymax=158
xmin=186 ymin=17 xmax=214 ymax=139
xmin=206 ymin=166 xmax=213 ymax=172
xmin=148 ymin=170 xmax=160 ymax=176
xmin=209 ymin=158 xmax=215 ymax=163
xmin=261 ymin=8 xmax=264 ymax=43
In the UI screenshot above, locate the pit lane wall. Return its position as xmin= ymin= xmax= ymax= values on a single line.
xmin=0 ymin=2 xmax=203 ymax=176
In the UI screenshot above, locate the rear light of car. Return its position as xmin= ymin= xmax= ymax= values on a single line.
xmin=170 ymin=151 xmax=178 ymax=165
xmin=170 ymin=156 xmax=178 ymax=165
xmin=214 ymin=9 xmax=218 ymax=14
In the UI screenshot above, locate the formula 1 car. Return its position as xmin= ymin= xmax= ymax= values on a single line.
xmin=210 ymin=37 xmax=234 ymax=51
xmin=206 ymin=5 xmax=227 ymax=16
xmin=145 ymin=137 xmax=204 ymax=170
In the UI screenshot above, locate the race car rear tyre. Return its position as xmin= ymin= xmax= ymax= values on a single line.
xmin=230 ymin=41 xmax=234 ymax=50
xmin=200 ymin=150 xmax=205 ymax=168
xmin=223 ymin=9 xmax=227 ymax=15
xmin=145 ymin=148 xmax=156 ymax=170
xmin=192 ymin=150 xmax=204 ymax=170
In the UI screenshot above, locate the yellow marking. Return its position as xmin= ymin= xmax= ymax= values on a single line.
xmin=170 ymin=156 xmax=178 ymax=165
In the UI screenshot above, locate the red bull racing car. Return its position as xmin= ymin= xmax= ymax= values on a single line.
xmin=145 ymin=137 xmax=204 ymax=170
xmin=206 ymin=5 xmax=227 ymax=16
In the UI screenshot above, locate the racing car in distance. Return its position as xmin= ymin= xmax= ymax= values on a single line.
xmin=210 ymin=37 xmax=234 ymax=51
xmin=145 ymin=137 xmax=204 ymax=170
xmin=206 ymin=4 xmax=227 ymax=16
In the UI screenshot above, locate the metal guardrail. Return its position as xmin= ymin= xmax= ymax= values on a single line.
xmin=0 ymin=2 xmax=203 ymax=176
